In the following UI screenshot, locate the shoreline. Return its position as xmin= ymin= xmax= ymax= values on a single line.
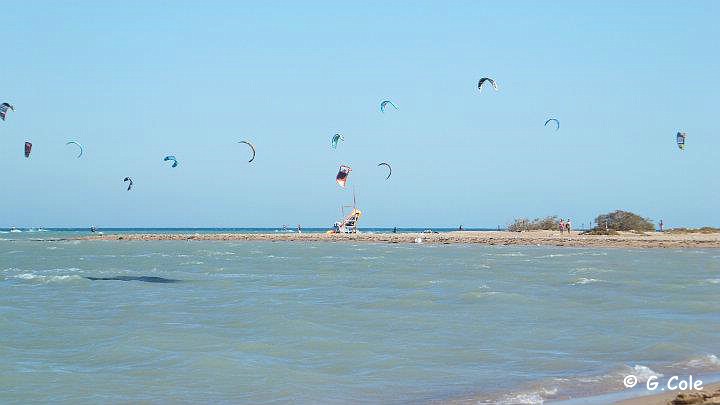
xmin=612 ymin=381 xmax=720 ymax=405
xmin=72 ymin=230 xmax=720 ymax=249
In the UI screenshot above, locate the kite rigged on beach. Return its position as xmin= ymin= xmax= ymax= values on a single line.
xmin=331 ymin=133 xmax=344 ymax=149
xmin=124 ymin=177 xmax=133 ymax=191
xmin=336 ymin=165 xmax=352 ymax=188
xmin=676 ymin=132 xmax=687 ymax=150
xmin=545 ymin=118 xmax=560 ymax=131
xmin=380 ymin=100 xmax=398 ymax=113
xmin=163 ymin=155 xmax=178 ymax=168
xmin=24 ymin=142 xmax=32 ymax=158
xmin=377 ymin=162 xmax=392 ymax=180
xmin=238 ymin=140 xmax=256 ymax=163
xmin=477 ymin=77 xmax=498 ymax=92
xmin=66 ymin=141 xmax=84 ymax=158
xmin=0 ymin=103 xmax=14 ymax=121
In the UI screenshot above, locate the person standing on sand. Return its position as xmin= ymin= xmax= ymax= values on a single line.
xmin=659 ymin=219 xmax=664 ymax=232
xmin=297 ymin=224 xmax=302 ymax=233
xmin=559 ymin=219 xmax=565 ymax=234
xmin=566 ymin=219 xmax=572 ymax=233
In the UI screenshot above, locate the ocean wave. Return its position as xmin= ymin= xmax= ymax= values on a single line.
xmin=535 ymin=251 xmax=608 ymax=259
xmin=200 ymin=250 xmax=237 ymax=256
xmin=568 ymin=267 xmax=613 ymax=275
xmin=630 ymin=364 xmax=663 ymax=382
xmin=498 ymin=391 xmax=546 ymax=404
xmin=704 ymin=278 xmax=720 ymax=284
xmin=569 ymin=277 xmax=603 ymax=286
xmin=13 ymin=273 xmax=83 ymax=283
xmin=483 ymin=364 xmax=663 ymax=404
xmin=461 ymin=291 xmax=502 ymax=300
xmin=685 ymin=354 xmax=720 ymax=369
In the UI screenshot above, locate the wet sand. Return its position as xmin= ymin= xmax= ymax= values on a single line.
xmin=613 ymin=382 xmax=720 ymax=404
xmin=78 ymin=230 xmax=720 ymax=248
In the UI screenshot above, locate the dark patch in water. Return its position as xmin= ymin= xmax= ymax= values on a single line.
xmin=84 ymin=276 xmax=181 ymax=283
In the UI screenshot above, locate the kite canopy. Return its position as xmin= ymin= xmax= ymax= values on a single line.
xmin=477 ymin=77 xmax=498 ymax=92
xmin=0 ymin=103 xmax=14 ymax=121
xmin=676 ymin=132 xmax=687 ymax=150
xmin=380 ymin=100 xmax=398 ymax=113
xmin=24 ymin=142 xmax=32 ymax=158
xmin=377 ymin=162 xmax=392 ymax=180
xmin=66 ymin=141 xmax=84 ymax=158
xmin=331 ymin=133 xmax=344 ymax=149
xmin=163 ymin=155 xmax=178 ymax=168
xmin=238 ymin=140 xmax=256 ymax=162
xmin=124 ymin=177 xmax=133 ymax=191
xmin=336 ymin=165 xmax=352 ymax=188
xmin=544 ymin=118 xmax=560 ymax=131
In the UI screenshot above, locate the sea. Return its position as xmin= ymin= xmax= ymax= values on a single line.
xmin=1 ymin=228 xmax=719 ymax=404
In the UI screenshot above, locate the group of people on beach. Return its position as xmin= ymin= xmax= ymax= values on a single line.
xmin=558 ymin=219 xmax=572 ymax=234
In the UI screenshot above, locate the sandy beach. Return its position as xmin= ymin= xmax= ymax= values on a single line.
xmin=614 ymin=382 xmax=720 ymax=404
xmin=76 ymin=230 xmax=720 ymax=249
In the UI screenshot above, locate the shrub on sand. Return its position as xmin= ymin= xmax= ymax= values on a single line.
xmin=507 ymin=216 xmax=560 ymax=232
xmin=593 ymin=210 xmax=654 ymax=232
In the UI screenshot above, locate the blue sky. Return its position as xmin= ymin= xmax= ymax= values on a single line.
xmin=1 ymin=1 xmax=718 ymax=228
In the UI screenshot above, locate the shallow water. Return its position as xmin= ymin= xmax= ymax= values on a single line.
xmin=1 ymin=239 xmax=719 ymax=403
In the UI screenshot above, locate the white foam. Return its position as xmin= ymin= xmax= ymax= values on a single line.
xmin=569 ymin=267 xmax=613 ymax=275
xmin=704 ymin=279 xmax=720 ymax=284
xmin=500 ymin=391 xmax=544 ymax=404
xmin=570 ymin=277 xmax=602 ymax=285
xmin=630 ymin=364 xmax=663 ymax=382
xmin=14 ymin=273 xmax=83 ymax=283
xmin=687 ymin=354 xmax=720 ymax=368
xmin=463 ymin=291 xmax=502 ymax=299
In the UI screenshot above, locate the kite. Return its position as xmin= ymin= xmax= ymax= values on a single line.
xmin=378 ymin=162 xmax=392 ymax=180
xmin=163 ymin=155 xmax=178 ymax=168
xmin=331 ymin=133 xmax=344 ymax=149
xmin=238 ymin=140 xmax=256 ymax=162
xmin=676 ymin=132 xmax=687 ymax=150
xmin=336 ymin=165 xmax=352 ymax=188
xmin=380 ymin=100 xmax=398 ymax=113
xmin=66 ymin=141 xmax=84 ymax=158
xmin=124 ymin=177 xmax=133 ymax=191
xmin=544 ymin=118 xmax=560 ymax=131
xmin=24 ymin=142 xmax=32 ymax=158
xmin=477 ymin=77 xmax=498 ymax=92
xmin=0 ymin=103 xmax=14 ymax=121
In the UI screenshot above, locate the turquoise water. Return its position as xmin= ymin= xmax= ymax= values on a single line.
xmin=1 ymin=239 xmax=719 ymax=403
xmin=0 ymin=227 xmax=496 ymax=240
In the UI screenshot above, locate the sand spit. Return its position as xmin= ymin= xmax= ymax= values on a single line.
xmin=76 ymin=230 xmax=720 ymax=248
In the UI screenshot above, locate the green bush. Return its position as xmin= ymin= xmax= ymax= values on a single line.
xmin=594 ymin=210 xmax=654 ymax=232
xmin=507 ymin=216 xmax=560 ymax=232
